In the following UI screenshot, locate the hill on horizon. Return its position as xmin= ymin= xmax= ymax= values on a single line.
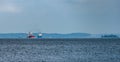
xmin=0 ymin=33 xmax=91 ymax=38
xmin=0 ymin=33 xmax=119 ymax=38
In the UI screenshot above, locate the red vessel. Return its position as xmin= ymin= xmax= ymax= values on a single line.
xmin=27 ymin=32 xmax=35 ymax=38
xmin=28 ymin=35 xmax=35 ymax=38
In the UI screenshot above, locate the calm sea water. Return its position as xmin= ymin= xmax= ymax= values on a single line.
xmin=0 ymin=38 xmax=120 ymax=62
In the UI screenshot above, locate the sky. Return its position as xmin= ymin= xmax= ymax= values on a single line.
xmin=0 ymin=0 xmax=120 ymax=34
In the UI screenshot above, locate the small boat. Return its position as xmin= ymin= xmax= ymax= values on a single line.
xmin=27 ymin=32 xmax=35 ymax=38
xmin=37 ymin=32 xmax=42 ymax=38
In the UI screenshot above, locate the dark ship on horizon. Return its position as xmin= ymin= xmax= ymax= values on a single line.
xmin=101 ymin=34 xmax=119 ymax=38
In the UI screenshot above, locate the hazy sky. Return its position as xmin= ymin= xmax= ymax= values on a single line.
xmin=0 ymin=0 xmax=120 ymax=34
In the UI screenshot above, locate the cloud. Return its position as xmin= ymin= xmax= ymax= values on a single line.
xmin=0 ymin=0 xmax=21 ymax=13
xmin=0 ymin=4 xmax=21 ymax=13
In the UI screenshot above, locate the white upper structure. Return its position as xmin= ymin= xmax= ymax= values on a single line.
xmin=38 ymin=32 xmax=42 ymax=36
